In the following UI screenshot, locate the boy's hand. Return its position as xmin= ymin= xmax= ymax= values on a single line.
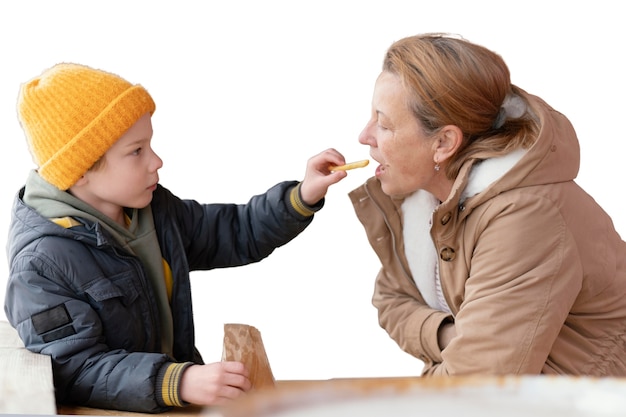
xmin=299 ymin=148 xmax=354 ymax=206
xmin=179 ymin=361 xmax=251 ymax=406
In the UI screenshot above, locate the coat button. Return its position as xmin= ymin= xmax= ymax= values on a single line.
xmin=440 ymin=247 xmax=456 ymax=261
xmin=440 ymin=212 xmax=452 ymax=225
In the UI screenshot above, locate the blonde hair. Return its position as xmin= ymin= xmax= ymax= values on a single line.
xmin=383 ymin=33 xmax=538 ymax=179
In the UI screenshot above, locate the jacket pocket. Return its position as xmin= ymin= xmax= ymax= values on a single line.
xmin=83 ymin=272 xmax=148 ymax=350
xmin=84 ymin=273 xmax=139 ymax=307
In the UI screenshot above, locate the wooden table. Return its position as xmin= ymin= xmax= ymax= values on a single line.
xmin=7 ymin=319 xmax=626 ymax=416
xmin=56 ymin=403 xmax=206 ymax=416
xmin=0 ymin=320 xmax=56 ymax=414
xmin=51 ymin=376 xmax=626 ymax=416
xmin=55 ymin=380 xmax=324 ymax=416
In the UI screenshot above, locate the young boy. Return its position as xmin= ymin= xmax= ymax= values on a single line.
xmin=4 ymin=63 xmax=349 ymax=413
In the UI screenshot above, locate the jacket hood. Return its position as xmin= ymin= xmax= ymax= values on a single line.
xmin=7 ymin=170 xmax=126 ymax=264
xmin=6 ymin=186 xmax=98 ymax=265
xmin=454 ymin=90 xmax=580 ymax=209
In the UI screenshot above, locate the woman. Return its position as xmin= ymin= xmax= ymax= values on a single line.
xmin=349 ymin=33 xmax=626 ymax=376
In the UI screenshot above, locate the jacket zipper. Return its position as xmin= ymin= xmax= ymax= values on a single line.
xmin=363 ymin=182 xmax=420 ymax=292
xmin=364 ymin=182 xmax=456 ymax=315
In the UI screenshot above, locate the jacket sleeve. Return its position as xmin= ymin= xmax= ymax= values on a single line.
xmin=373 ymin=266 xmax=452 ymax=367
xmin=5 ymin=246 xmax=178 ymax=413
xmin=152 ymin=181 xmax=321 ymax=270
xmin=426 ymin=193 xmax=582 ymax=376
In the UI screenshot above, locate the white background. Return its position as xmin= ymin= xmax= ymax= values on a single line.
xmin=0 ymin=1 xmax=624 ymax=380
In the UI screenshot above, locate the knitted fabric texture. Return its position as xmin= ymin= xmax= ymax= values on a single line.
xmin=18 ymin=63 xmax=156 ymax=190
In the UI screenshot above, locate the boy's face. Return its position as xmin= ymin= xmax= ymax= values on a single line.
xmin=69 ymin=113 xmax=163 ymax=224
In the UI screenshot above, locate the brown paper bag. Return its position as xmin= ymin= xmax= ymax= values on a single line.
xmin=222 ymin=323 xmax=276 ymax=390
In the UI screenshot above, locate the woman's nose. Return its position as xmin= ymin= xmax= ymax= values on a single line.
xmin=358 ymin=121 xmax=375 ymax=146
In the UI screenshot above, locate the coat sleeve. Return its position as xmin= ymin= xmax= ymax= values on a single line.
xmin=373 ymin=266 xmax=452 ymax=366
xmin=152 ymin=181 xmax=319 ymax=271
xmin=4 ymin=249 xmax=175 ymax=413
xmin=425 ymin=193 xmax=582 ymax=376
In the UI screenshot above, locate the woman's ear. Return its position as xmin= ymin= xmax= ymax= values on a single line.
xmin=433 ymin=125 xmax=463 ymax=164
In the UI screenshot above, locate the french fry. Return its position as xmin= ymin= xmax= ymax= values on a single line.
xmin=328 ymin=159 xmax=369 ymax=171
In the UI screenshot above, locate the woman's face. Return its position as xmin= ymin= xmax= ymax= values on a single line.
xmin=359 ymin=71 xmax=438 ymax=197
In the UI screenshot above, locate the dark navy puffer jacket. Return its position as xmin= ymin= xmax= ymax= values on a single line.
xmin=4 ymin=181 xmax=316 ymax=412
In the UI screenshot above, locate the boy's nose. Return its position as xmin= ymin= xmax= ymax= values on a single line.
xmin=152 ymin=151 xmax=164 ymax=171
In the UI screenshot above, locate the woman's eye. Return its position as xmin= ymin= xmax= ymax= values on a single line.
xmin=376 ymin=116 xmax=390 ymax=131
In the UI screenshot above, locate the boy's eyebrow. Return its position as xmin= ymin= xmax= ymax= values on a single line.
xmin=122 ymin=138 xmax=150 ymax=148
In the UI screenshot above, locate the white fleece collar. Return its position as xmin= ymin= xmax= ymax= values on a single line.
xmin=401 ymin=148 xmax=526 ymax=311
xmin=460 ymin=148 xmax=526 ymax=203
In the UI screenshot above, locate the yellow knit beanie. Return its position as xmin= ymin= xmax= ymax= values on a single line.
xmin=18 ymin=63 xmax=156 ymax=190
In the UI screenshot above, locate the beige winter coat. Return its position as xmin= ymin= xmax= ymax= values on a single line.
xmin=349 ymin=92 xmax=626 ymax=377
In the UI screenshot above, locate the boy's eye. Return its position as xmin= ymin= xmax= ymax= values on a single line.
xmin=132 ymin=148 xmax=142 ymax=155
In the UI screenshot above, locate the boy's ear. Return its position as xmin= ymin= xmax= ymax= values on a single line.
xmin=72 ymin=175 xmax=88 ymax=187
xmin=433 ymin=125 xmax=463 ymax=164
